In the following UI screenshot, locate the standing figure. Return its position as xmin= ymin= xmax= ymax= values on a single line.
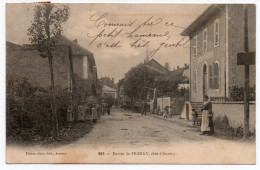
xmin=141 ymin=101 xmax=147 ymax=116
xmin=163 ymin=106 xmax=169 ymax=118
xmin=200 ymin=95 xmax=214 ymax=135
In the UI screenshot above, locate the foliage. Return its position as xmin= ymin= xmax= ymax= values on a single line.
xmin=28 ymin=4 xmax=70 ymax=56
xmin=123 ymin=64 xmax=154 ymax=99
xmin=6 ymin=75 xmax=70 ymax=143
xmin=213 ymin=115 xmax=244 ymax=138
xmin=123 ymin=63 xmax=181 ymax=101
xmin=27 ymin=4 xmax=70 ymax=136
xmin=98 ymin=77 xmax=117 ymax=89
xmin=229 ymin=86 xmax=255 ymax=101
xmin=156 ymin=79 xmax=180 ymax=97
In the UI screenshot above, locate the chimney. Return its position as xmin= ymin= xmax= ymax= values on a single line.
xmin=184 ymin=63 xmax=187 ymax=67
xmin=72 ymin=39 xmax=78 ymax=44
xmin=177 ymin=66 xmax=180 ymax=69
xmin=112 ymin=78 xmax=114 ymax=83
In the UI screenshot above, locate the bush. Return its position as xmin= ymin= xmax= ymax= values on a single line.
xmin=6 ymin=75 xmax=70 ymax=143
xmin=230 ymin=86 xmax=255 ymax=101
xmin=214 ymin=115 xmax=243 ymax=138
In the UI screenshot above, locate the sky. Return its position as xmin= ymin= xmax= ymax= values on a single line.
xmin=6 ymin=3 xmax=209 ymax=83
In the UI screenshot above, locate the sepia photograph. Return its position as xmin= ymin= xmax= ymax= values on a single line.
xmin=4 ymin=1 xmax=256 ymax=164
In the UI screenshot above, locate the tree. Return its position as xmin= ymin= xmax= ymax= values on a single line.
xmin=123 ymin=63 xmax=182 ymax=103
xmin=164 ymin=62 xmax=170 ymax=71
xmin=28 ymin=4 xmax=70 ymax=136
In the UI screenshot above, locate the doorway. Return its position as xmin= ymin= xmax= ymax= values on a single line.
xmin=202 ymin=64 xmax=208 ymax=101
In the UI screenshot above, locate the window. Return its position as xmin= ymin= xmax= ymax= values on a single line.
xmin=209 ymin=62 xmax=220 ymax=89
xmin=214 ymin=19 xmax=220 ymax=47
xmin=209 ymin=65 xmax=213 ymax=88
xmin=193 ymin=36 xmax=197 ymax=57
xmin=193 ymin=70 xmax=197 ymax=91
xmin=203 ymin=28 xmax=207 ymax=52
xmin=83 ymin=56 xmax=89 ymax=79
xmin=213 ymin=63 xmax=219 ymax=89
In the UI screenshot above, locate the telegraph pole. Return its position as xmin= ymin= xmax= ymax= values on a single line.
xmin=236 ymin=5 xmax=255 ymax=138
xmin=243 ymin=4 xmax=250 ymax=138
xmin=143 ymin=47 xmax=149 ymax=100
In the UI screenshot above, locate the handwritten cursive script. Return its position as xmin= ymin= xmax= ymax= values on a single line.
xmin=87 ymin=13 xmax=189 ymax=58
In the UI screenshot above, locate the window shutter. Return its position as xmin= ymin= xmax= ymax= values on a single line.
xmin=209 ymin=65 xmax=213 ymax=88
xmin=193 ymin=36 xmax=197 ymax=57
xmin=213 ymin=63 xmax=219 ymax=89
xmin=203 ymin=29 xmax=207 ymax=52
xmin=214 ymin=20 xmax=219 ymax=46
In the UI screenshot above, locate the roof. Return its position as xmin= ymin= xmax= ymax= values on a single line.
xmin=52 ymin=34 xmax=92 ymax=56
xmin=52 ymin=35 xmax=96 ymax=67
xmin=145 ymin=59 xmax=170 ymax=75
xmin=169 ymin=65 xmax=189 ymax=83
xmin=99 ymin=77 xmax=117 ymax=89
xmin=181 ymin=4 xmax=225 ymax=36
xmin=22 ymin=34 xmax=96 ymax=67
xmin=179 ymin=77 xmax=189 ymax=84
xmin=170 ymin=65 xmax=189 ymax=77
xmin=102 ymin=85 xmax=117 ymax=92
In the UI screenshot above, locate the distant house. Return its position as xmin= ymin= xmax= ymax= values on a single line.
xmin=101 ymin=85 xmax=118 ymax=99
xmin=169 ymin=64 xmax=189 ymax=89
xmin=145 ymin=59 xmax=170 ymax=76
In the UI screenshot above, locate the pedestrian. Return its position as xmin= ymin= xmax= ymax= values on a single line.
xmin=191 ymin=109 xmax=198 ymax=125
xmin=200 ymin=95 xmax=214 ymax=136
xmin=163 ymin=106 xmax=169 ymax=118
xmin=107 ymin=104 xmax=110 ymax=115
xmin=141 ymin=101 xmax=147 ymax=116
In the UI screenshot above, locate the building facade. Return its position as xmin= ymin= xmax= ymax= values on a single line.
xmin=52 ymin=35 xmax=98 ymax=96
xmin=101 ymin=85 xmax=118 ymax=99
xmin=181 ymin=4 xmax=256 ymax=102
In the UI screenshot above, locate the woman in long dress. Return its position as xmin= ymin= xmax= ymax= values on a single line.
xmin=200 ymin=95 xmax=214 ymax=135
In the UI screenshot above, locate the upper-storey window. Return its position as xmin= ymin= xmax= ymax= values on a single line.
xmin=214 ymin=19 xmax=220 ymax=47
xmin=203 ymin=28 xmax=207 ymax=53
xmin=213 ymin=62 xmax=220 ymax=89
xmin=193 ymin=36 xmax=197 ymax=57
xmin=193 ymin=69 xmax=197 ymax=92
xmin=83 ymin=56 xmax=89 ymax=79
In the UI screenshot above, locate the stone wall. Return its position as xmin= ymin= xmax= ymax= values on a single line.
xmin=212 ymin=101 xmax=256 ymax=132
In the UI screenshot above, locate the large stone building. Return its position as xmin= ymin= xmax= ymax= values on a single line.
xmin=180 ymin=4 xmax=256 ymax=132
xmin=181 ymin=4 xmax=256 ymax=102
xmin=7 ymin=35 xmax=98 ymax=96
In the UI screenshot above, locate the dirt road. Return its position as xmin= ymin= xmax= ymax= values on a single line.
xmin=65 ymin=108 xmax=217 ymax=148
xmin=6 ymin=108 xmax=255 ymax=164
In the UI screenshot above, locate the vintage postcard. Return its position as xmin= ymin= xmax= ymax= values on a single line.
xmin=5 ymin=3 xmax=256 ymax=164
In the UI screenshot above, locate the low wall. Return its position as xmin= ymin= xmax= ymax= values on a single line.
xmin=212 ymin=101 xmax=256 ymax=132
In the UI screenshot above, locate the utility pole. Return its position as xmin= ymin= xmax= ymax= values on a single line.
xmin=237 ymin=5 xmax=255 ymax=138
xmin=143 ymin=47 xmax=149 ymax=100
xmin=243 ymin=5 xmax=250 ymax=139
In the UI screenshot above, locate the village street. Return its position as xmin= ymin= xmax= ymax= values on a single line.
xmin=66 ymin=108 xmax=210 ymax=148
xmin=6 ymin=107 xmax=256 ymax=164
